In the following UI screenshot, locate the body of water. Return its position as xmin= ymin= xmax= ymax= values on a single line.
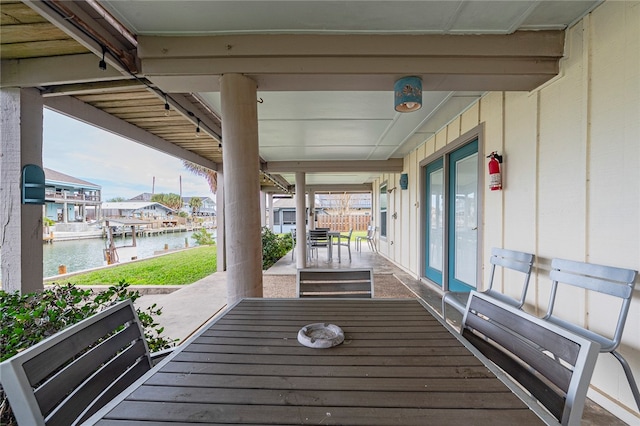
xmin=43 ymin=231 xmax=202 ymax=278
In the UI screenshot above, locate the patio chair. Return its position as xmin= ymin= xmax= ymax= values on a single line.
xmin=337 ymin=228 xmax=353 ymax=262
xmin=542 ymin=258 xmax=639 ymax=410
xmin=0 ymin=299 xmax=167 ymax=426
xmin=307 ymin=229 xmax=330 ymax=260
xmin=442 ymin=247 xmax=534 ymax=322
xmin=356 ymin=225 xmax=377 ymax=252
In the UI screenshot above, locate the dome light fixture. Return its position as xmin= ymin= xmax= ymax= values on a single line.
xmin=394 ymin=76 xmax=422 ymax=112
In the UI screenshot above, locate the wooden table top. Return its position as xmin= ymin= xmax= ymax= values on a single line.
xmin=85 ymin=298 xmax=545 ymax=425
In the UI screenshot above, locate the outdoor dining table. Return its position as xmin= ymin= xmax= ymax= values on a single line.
xmin=84 ymin=298 xmax=549 ymax=425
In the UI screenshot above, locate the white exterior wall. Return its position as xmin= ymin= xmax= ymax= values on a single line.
xmin=374 ymin=1 xmax=639 ymax=422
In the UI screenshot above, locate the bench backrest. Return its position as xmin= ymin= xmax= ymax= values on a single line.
xmin=462 ymin=291 xmax=600 ymax=426
xmin=486 ymin=247 xmax=535 ymax=307
xmin=0 ymin=299 xmax=152 ymax=426
xmin=545 ymin=258 xmax=637 ymax=352
xmin=297 ymin=268 xmax=374 ymax=298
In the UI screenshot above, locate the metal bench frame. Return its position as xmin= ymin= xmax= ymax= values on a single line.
xmin=462 ymin=291 xmax=601 ymax=426
xmin=543 ymin=258 xmax=639 ymax=411
xmin=0 ymin=300 xmax=154 ymax=426
xmin=297 ymin=268 xmax=374 ymax=298
xmin=442 ymin=247 xmax=534 ymax=321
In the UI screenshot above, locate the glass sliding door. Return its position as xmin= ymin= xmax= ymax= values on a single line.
xmin=425 ymin=159 xmax=444 ymax=285
xmin=423 ymin=138 xmax=479 ymax=292
xmin=447 ymin=140 xmax=478 ymax=291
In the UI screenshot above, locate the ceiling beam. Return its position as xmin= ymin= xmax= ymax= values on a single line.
xmin=40 ymin=80 xmax=146 ymax=97
xmin=306 ymin=184 xmax=373 ymax=193
xmin=22 ymin=0 xmax=137 ymax=73
xmin=1 ymin=54 xmax=129 ymax=88
xmin=263 ymin=160 xmax=403 ymax=173
xmin=138 ymin=32 xmax=564 ymax=92
xmin=44 ymin=95 xmax=217 ymax=170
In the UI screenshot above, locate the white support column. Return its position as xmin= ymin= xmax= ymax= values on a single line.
xmin=308 ymin=189 xmax=316 ymax=230
xmin=215 ymin=165 xmax=226 ymax=272
xmin=267 ymin=193 xmax=274 ymax=232
xmin=295 ymin=172 xmax=307 ymax=268
xmin=220 ymin=74 xmax=262 ymax=304
xmin=260 ymin=191 xmax=266 ymax=227
xmin=0 ymin=88 xmax=44 ymax=294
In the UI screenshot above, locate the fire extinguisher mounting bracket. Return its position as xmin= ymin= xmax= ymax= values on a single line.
xmin=487 ymin=152 xmax=503 ymax=163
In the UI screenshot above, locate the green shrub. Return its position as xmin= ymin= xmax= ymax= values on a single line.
xmin=261 ymin=227 xmax=293 ymax=269
xmin=192 ymin=228 xmax=215 ymax=246
xmin=0 ymin=281 xmax=177 ymax=425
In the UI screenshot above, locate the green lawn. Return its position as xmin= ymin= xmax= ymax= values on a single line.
xmin=45 ymin=245 xmax=217 ymax=286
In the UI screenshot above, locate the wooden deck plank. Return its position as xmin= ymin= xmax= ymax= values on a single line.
xmin=183 ymin=343 xmax=472 ymax=356
xmin=170 ymin=352 xmax=482 ymax=367
xmin=129 ymin=386 xmax=527 ymax=409
xmin=159 ymin=361 xmax=494 ymax=378
xmin=101 ymin=401 xmax=537 ymax=425
xmin=143 ymin=372 xmax=511 ymax=392
xmin=192 ymin=334 xmax=462 ymax=347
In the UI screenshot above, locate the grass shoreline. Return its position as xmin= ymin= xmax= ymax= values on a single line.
xmin=44 ymin=245 xmax=217 ymax=286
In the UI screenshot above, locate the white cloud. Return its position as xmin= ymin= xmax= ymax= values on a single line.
xmin=43 ymin=109 xmax=215 ymax=200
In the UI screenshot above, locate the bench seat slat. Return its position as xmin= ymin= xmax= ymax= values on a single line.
xmin=462 ymin=329 xmax=565 ymax=421
xmin=24 ymin=303 xmax=136 ymax=385
xmin=297 ymin=268 xmax=374 ymax=298
xmin=465 ymin=303 xmax=573 ymax=392
xmin=35 ymin=323 xmax=142 ymax=416
xmin=45 ymin=339 xmax=149 ymax=426
xmin=469 ymin=295 xmax=581 ymax=365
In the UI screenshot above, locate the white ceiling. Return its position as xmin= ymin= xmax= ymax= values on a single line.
xmin=101 ymin=0 xmax=602 ymax=189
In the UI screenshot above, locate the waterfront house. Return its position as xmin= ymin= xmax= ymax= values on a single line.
xmin=1 ymin=1 xmax=638 ymax=422
xmin=181 ymin=196 xmax=216 ymax=217
xmin=44 ymin=168 xmax=101 ymax=224
xmin=101 ymin=201 xmax=175 ymax=222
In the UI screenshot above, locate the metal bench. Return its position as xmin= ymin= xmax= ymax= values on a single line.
xmin=543 ymin=258 xmax=639 ymax=410
xmin=0 ymin=299 xmax=159 ymax=426
xmin=462 ymin=291 xmax=600 ymax=426
xmin=442 ymin=247 xmax=534 ymax=321
xmin=296 ymin=268 xmax=374 ymax=298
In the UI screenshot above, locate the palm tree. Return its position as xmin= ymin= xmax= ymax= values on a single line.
xmin=183 ymin=161 xmax=217 ymax=194
xmin=189 ymin=196 xmax=203 ymax=215
xmin=151 ymin=193 xmax=183 ymax=211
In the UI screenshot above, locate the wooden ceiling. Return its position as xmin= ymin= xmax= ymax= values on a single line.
xmin=1 ymin=1 xmax=287 ymax=192
xmin=1 ymin=0 xmax=88 ymax=59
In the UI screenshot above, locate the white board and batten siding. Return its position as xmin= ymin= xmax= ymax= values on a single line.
xmin=373 ymin=2 xmax=640 ymax=423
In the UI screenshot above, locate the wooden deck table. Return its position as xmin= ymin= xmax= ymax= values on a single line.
xmin=84 ymin=298 xmax=550 ymax=425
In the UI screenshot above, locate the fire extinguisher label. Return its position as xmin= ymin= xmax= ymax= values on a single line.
xmin=490 ymin=173 xmax=502 ymax=190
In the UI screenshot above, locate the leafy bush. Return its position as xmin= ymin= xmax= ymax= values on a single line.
xmin=192 ymin=228 xmax=215 ymax=246
xmin=0 ymin=280 xmax=177 ymax=425
xmin=261 ymin=227 xmax=293 ymax=269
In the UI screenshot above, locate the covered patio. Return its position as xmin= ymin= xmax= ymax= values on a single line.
xmin=1 ymin=0 xmax=638 ymax=423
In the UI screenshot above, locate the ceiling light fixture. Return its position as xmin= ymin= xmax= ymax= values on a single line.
xmin=394 ymin=76 xmax=422 ymax=112
xmin=195 ymin=119 xmax=201 ymax=137
xmin=98 ymin=46 xmax=107 ymax=71
xmin=164 ymin=95 xmax=170 ymax=116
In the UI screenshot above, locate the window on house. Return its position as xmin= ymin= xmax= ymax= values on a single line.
xmin=380 ymin=183 xmax=387 ymax=238
xmin=282 ymin=210 xmax=296 ymax=224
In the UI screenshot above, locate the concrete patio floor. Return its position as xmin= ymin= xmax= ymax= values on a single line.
xmin=136 ymin=242 xmax=627 ymax=426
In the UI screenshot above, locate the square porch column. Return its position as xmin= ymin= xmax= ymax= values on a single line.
xmin=0 ymin=88 xmax=44 ymax=294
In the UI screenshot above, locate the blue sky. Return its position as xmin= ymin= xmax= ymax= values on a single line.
xmin=43 ymin=109 xmax=215 ymax=201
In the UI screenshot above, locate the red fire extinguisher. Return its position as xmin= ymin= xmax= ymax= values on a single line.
xmin=487 ymin=152 xmax=503 ymax=191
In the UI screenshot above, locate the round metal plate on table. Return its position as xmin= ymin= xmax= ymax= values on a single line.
xmin=297 ymin=323 xmax=344 ymax=349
